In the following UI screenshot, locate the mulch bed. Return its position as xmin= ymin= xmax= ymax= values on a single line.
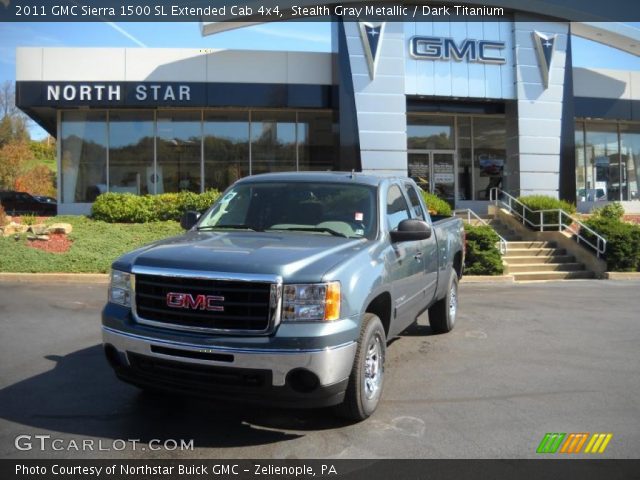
xmin=26 ymin=233 xmax=73 ymax=254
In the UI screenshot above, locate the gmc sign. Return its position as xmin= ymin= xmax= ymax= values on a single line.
xmin=409 ymin=36 xmax=507 ymax=64
xmin=166 ymin=292 xmax=225 ymax=312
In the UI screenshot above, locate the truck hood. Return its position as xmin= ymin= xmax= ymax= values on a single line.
xmin=115 ymin=230 xmax=368 ymax=282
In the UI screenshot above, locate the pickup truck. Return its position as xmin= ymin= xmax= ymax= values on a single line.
xmin=102 ymin=172 xmax=465 ymax=421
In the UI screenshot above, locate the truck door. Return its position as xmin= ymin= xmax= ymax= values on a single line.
xmin=385 ymin=183 xmax=425 ymax=335
xmin=404 ymin=183 xmax=438 ymax=306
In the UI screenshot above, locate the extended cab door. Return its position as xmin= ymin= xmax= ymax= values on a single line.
xmin=385 ymin=183 xmax=425 ymax=336
xmin=403 ymin=183 xmax=439 ymax=306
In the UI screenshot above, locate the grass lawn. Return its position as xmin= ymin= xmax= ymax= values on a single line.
xmin=0 ymin=216 xmax=182 ymax=273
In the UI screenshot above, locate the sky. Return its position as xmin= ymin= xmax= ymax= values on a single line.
xmin=2 ymin=21 xmax=640 ymax=139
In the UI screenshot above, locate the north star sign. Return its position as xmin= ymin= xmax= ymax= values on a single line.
xmin=46 ymin=83 xmax=191 ymax=102
xmin=410 ymin=36 xmax=507 ymax=64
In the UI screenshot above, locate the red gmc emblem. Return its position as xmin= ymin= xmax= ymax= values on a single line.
xmin=166 ymin=292 xmax=225 ymax=311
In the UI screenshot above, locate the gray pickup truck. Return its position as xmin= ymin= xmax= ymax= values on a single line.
xmin=102 ymin=172 xmax=464 ymax=420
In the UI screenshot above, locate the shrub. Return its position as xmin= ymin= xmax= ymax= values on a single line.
xmin=584 ymin=216 xmax=640 ymax=272
xmin=21 ymin=213 xmax=37 ymax=226
xmin=14 ymin=164 xmax=56 ymax=197
xmin=92 ymin=190 xmax=221 ymax=223
xmin=0 ymin=204 xmax=7 ymax=226
xmin=516 ymin=195 xmax=576 ymax=230
xmin=420 ymin=191 xmax=452 ymax=217
xmin=592 ymin=202 xmax=625 ymax=221
xmin=463 ymin=224 xmax=504 ymax=275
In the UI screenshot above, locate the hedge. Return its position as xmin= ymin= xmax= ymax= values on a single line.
xmin=516 ymin=195 xmax=576 ymax=230
xmin=464 ymin=224 xmax=504 ymax=276
xmin=421 ymin=191 xmax=452 ymax=217
xmin=584 ymin=203 xmax=640 ymax=272
xmin=92 ymin=190 xmax=221 ymax=223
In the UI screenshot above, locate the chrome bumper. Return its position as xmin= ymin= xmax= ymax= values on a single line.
xmin=102 ymin=326 xmax=356 ymax=387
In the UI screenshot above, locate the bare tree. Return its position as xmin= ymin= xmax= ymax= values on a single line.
xmin=0 ymin=81 xmax=18 ymax=119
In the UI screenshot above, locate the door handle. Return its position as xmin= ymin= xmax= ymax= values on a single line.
xmin=414 ymin=251 xmax=423 ymax=261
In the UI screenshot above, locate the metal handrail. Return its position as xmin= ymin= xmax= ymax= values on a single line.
xmin=489 ymin=188 xmax=607 ymax=258
xmin=453 ymin=208 xmax=508 ymax=255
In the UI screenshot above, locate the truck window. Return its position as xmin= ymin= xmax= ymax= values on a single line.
xmin=404 ymin=184 xmax=426 ymax=220
xmin=386 ymin=185 xmax=411 ymax=231
xmin=197 ymin=182 xmax=378 ymax=239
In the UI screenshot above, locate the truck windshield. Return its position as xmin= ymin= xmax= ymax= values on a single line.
xmin=197 ymin=182 xmax=377 ymax=239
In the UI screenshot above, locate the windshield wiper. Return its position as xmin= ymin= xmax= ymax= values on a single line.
xmin=197 ymin=224 xmax=260 ymax=231
xmin=267 ymin=227 xmax=348 ymax=238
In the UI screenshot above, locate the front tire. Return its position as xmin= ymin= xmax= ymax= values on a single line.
xmin=429 ymin=270 xmax=459 ymax=334
xmin=337 ymin=313 xmax=386 ymax=421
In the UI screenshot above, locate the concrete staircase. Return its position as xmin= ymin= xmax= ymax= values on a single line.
xmin=503 ymin=241 xmax=595 ymax=281
xmin=487 ymin=217 xmax=595 ymax=281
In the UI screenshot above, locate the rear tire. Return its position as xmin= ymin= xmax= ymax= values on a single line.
xmin=429 ymin=270 xmax=459 ymax=334
xmin=337 ymin=313 xmax=386 ymax=422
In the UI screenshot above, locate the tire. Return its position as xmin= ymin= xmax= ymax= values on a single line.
xmin=428 ymin=270 xmax=459 ymax=334
xmin=337 ymin=313 xmax=386 ymax=422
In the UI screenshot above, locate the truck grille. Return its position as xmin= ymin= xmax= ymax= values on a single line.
xmin=134 ymin=274 xmax=276 ymax=333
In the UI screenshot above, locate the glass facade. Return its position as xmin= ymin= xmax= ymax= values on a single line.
xmin=60 ymin=111 xmax=107 ymax=203
xmin=575 ymin=121 xmax=640 ymax=202
xmin=108 ymin=111 xmax=154 ymax=196
xmin=59 ymin=109 xmax=335 ymax=203
xmin=407 ymin=114 xmax=506 ymax=202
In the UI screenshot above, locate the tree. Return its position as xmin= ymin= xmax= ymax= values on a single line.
xmin=0 ymin=81 xmax=31 ymax=145
xmin=0 ymin=141 xmax=33 ymax=190
xmin=15 ymin=164 xmax=56 ymax=196
xmin=0 ymin=81 xmax=18 ymax=119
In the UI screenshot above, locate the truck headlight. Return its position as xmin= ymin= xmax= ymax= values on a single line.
xmin=109 ymin=269 xmax=133 ymax=307
xmin=282 ymin=282 xmax=341 ymax=322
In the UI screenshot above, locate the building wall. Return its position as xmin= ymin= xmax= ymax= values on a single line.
xmin=511 ymin=17 xmax=570 ymax=198
xmin=404 ymin=20 xmax=515 ymax=99
xmin=16 ymin=47 xmax=334 ymax=85
xmin=343 ymin=21 xmax=407 ymax=177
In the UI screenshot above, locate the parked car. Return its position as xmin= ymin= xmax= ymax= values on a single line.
xmin=102 ymin=172 xmax=465 ymax=420
xmin=0 ymin=191 xmax=57 ymax=215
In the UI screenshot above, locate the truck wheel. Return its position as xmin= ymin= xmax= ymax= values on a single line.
xmin=429 ymin=270 xmax=458 ymax=334
xmin=337 ymin=313 xmax=386 ymax=422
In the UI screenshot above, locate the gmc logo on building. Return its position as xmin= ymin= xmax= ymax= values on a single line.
xmin=166 ymin=292 xmax=225 ymax=311
xmin=410 ymin=36 xmax=506 ymax=64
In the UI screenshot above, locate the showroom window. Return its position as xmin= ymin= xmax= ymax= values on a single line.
xmin=575 ymin=121 xmax=640 ymax=203
xmin=59 ymin=109 xmax=336 ymax=203
xmin=60 ymin=111 xmax=107 ymax=203
xmin=156 ymin=111 xmax=202 ymax=194
xmin=108 ymin=111 xmax=154 ymax=196
xmin=250 ymin=111 xmax=297 ymax=175
xmin=203 ymin=111 xmax=249 ymax=191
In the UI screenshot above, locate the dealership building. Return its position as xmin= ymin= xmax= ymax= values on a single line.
xmin=14 ymin=12 xmax=640 ymax=214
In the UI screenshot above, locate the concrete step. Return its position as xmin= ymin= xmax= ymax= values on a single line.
xmin=506 ymin=241 xmax=557 ymax=249
xmin=504 ymin=248 xmax=566 ymax=257
xmin=504 ymin=255 xmax=576 ymax=264
xmin=512 ymin=271 xmax=596 ymax=281
xmin=506 ymin=263 xmax=586 ymax=273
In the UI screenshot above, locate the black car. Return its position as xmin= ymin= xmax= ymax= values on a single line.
xmin=0 ymin=191 xmax=57 ymax=216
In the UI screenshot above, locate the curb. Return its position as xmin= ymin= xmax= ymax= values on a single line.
xmin=461 ymin=275 xmax=514 ymax=283
xmin=604 ymin=272 xmax=640 ymax=280
xmin=0 ymin=273 xmax=109 ymax=284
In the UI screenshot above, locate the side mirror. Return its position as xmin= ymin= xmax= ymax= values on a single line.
xmin=390 ymin=219 xmax=432 ymax=242
xmin=180 ymin=211 xmax=201 ymax=230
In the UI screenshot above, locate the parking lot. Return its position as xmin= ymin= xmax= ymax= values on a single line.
xmin=0 ymin=279 xmax=639 ymax=459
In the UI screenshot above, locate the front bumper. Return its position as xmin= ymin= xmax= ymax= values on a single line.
xmin=103 ymin=326 xmax=356 ymax=408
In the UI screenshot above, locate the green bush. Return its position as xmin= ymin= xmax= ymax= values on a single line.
xmin=420 ymin=191 xmax=452 ymax=217
xmin=463 ymin=224 xmax=504 ymax=275
xmin=592 ymin=202 xmax=625 ymax=221
xmin=584 ymin=216 xmax=640 ymax=272
xmin=92 ymin=190 xmax=221 ymax=223
xmin=516 ymin=195 xmax=576 ymax=230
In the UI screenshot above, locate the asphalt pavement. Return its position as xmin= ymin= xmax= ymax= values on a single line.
xmin=0 ymin=279 xmax=639 ymax=459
